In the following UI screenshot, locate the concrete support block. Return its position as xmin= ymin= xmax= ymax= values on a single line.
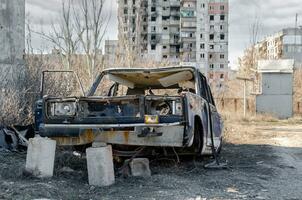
xmin=91 ymin=142 xmax=107 ymax=148
xmin=25 ymin=136 xmax=56 ymax=178
xmin=86 ymin=145 xmax=115 ymax=186
xmin=129 ymin=158 xmax=151 ymax=177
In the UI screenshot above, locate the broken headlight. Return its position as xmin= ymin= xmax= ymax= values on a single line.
xmin=49 ymin=102 xmax=77 ymax=117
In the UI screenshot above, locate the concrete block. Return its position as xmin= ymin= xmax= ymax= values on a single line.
xmin=129 ymin=158 xmax=151 ymax=177
xmin=86 ymin=145 xmax=115 ymax=186
xmin=92 ymin=142 xmax=107 ymax=148
xmin=25 ymin=136 xmax=56 ymax=178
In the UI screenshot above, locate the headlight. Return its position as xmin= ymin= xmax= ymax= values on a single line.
xmin=49 ymin=102 xmax=77 ymax=117
xmin=145 ymin=115 xmax=159 ymax=124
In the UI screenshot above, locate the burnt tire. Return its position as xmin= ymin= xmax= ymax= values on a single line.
xmin=192 ymin=121 xmax=203 ymax=155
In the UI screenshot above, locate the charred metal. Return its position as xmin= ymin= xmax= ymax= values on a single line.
xmin=35 ymin=67 xmax=223 ymax=156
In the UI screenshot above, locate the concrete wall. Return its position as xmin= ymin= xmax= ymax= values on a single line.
xmin=0 ymin=0 xmax=25 ymax=90
xmin=256 ymin=73 xmax=293 ymax=119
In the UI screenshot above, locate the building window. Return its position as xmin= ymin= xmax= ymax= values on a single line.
xmin=210 ymin=25 xmax=214 ymax=30
xmin=210 ymin=15 xmax=214 ymax=21
xmin=200 ymin=53 xmax=205 ymax=58
xmin=220 ymin=5 xmax=225 ymax=10
xmin=220 ymin=34 xmax=225 ymax=40
xmin=151 ymin=44 xmax=156 ymax=50
xmin=220 ymin=74 xmax=224 ymax=79
xmin=220 ymin=15 xmax=225 ymax=21
xmin=209 ymin=34 xmax=214 ymax=40
xmin=189 ymin=33 xmax=193 ymax=37
xmin=151 ymin=35 xmax=156 ymax=40
xmin=200 ymin=34 xmax=203 ymax=39
xmin=200 ymin=43 xmax=205 ymax=49
xmin=210 ymin=64 xmax=214 ymax=69
xmin=124 ymin=0 xmax=127 ymax=4
xmin=201 ymin=3 xmax=205 ymax=8
xmin=151 ymin=26 xmax=156 ymax=32
xmin=220 ymin=25 xmax=223 ymax=30
xmin=220 ymin=64 xmax=224 ymax=69
xmin=209 ymin=6 xmax=214 ymax=10
xmin=163 ymin=46 xmax=167 ymax=49
xmin=163 ymin=26 xmax=168 ymax=30
xmin=151 ymin=7 xmax=156 ymax=12
xmin=163 ymin=55 xmax=168 ymax=59
xmin=151 ymin=17 xmax=156 ymax=21
xmin=209 ymin=45 xmax=214 ymax=49
xmin=220 ymin=54 xmax=225 ymax=59
xmin=124 ymin=8 xmax=128 ymax=14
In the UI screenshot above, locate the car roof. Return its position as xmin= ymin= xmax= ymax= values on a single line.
xmin=102 ymin=66 xmax=202 ymax=75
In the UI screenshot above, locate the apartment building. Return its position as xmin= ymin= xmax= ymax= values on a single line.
xmin=104 ymin=40 xmax=119 ymax=65
xmin=117 ymin=0 xmax=229 ymax=82
xmin=244 ymin=28 xmax=302 ymax=66
xmin=118 ymin=0 xmax=148 ymax=57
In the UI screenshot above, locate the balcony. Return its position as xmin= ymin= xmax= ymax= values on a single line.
xmin=170 ymin=0 xmax=181 ymax=7
xmin=181 ymin=21 xmax=196 ymax=28
xmin=170 ymin=20 xmax=180 ymax=26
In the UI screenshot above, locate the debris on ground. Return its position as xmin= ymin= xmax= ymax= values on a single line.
xmin=128 ymin=158 xmax=151 ymax=177
xmin=0 ymin=125 xmax=35 ymax=151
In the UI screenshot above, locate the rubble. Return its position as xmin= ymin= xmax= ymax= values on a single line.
xmin=0 ymin=127 xmax=18 ymax=151
xmin=128 ymin=158 xmax=151 ymax=177
xmin=0 ymin=125 xmax=35 ymax=151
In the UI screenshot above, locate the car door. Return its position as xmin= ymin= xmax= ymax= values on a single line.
xmin=205 ymin=84 xmax=222 ymax=140
xmin=198 ymin=74 xmax=210 ymax=136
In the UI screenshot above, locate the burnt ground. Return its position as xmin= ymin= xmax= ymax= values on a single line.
xmin=0 ymin=119 xmax=302 ymax=200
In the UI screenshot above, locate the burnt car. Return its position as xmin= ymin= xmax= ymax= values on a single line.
xmin=35 ymin=67 xmax=223 ymax=156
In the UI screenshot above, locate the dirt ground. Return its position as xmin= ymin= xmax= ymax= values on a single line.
xmin=0 ymin=118 xmax=302 ymax=200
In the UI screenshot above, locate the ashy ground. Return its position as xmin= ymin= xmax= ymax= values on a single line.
xmin=0 ymin=117 xmax=302 ymax=200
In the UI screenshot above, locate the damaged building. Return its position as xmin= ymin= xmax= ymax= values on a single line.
xmin=116 ymin=0 xmax=229 ymax=87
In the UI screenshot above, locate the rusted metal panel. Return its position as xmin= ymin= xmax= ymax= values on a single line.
xmin=52 ymin=129 xmax=95 ymax=146
xmin=94 ymin=126 xmax=184 ymax=147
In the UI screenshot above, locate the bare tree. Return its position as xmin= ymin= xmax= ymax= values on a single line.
xmin=31 ymin=0 xmax=79 ymax=70
xmin=73 ymin=0 xmax=110 ymax=83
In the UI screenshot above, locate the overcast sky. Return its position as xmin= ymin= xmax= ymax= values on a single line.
xmin=26 ymin=0 xmax=302 ymax=68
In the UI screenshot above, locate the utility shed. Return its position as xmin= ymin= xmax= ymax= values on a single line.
xmin=256 ymin=59 xmax=294 ymax=119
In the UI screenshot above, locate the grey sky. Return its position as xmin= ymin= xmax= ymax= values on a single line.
xmin=26 ymin=0 xmax=302 ymax=68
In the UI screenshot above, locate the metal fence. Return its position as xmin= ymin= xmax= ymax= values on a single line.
xmin=214 ymin=98 xmax=255 ymax=113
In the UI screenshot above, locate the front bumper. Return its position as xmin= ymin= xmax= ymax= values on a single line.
xmin=39 ymin=122 xmax=182 ymax=137
xmin=39 ymin=122 xmax=186 ymax=147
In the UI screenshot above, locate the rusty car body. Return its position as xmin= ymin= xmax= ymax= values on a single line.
xmin=35 ymin=67 xmax=223 ymax=156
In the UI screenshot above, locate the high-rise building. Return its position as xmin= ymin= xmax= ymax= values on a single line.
xmin=118 ymin=0 xmax=148 ymax=58
xmin=117 ymin=0 xmax=229 ymax=82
